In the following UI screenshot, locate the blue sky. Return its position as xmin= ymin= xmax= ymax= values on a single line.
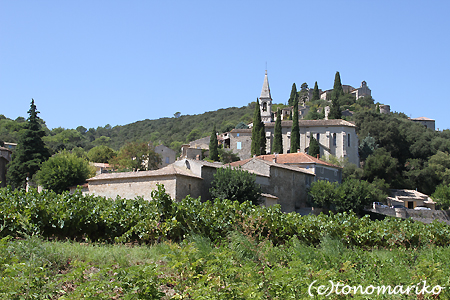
xmin=1 ymin=1 xmax=449 ymax=131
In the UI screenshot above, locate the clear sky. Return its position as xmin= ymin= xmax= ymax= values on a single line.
xmin=1 ymin=1 xmax=449 ymax=131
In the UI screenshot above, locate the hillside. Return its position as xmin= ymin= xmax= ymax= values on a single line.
xmin=0 ymin=103 xmax=256 ymax=154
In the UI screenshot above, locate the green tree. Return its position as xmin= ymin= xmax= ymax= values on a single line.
xmin=251 ymin=98 xmax=265 ymax=156
xmin=8 ymin=99 xmax=50 ymax=188
xmin=218 ymin=148 xmax=240 ymax=163
xmin=431 ymin=183 xmax=450 ymax=210
xmin=290 ymin=100 xmax=300 ymax=153
xmin=35 ymin=150 xmax=95 ymax=194
xmin=428 ymin=151 xmax=450 ymax=185
xmin=288 ymin=83 xmax=297 ymax=106
xmin=358 ymin=134 xmax=378 ymax=161
xmin=311 ymin=81 xmax=320 ymax=101
xmin=308 ymin=136 xmax=320 ymax=158
xmin=210 ymin=167 xmax=261 ymax=205
xmin=363 ymin=147 xmax=400 ymax=186
xmin=87 ymin=145 xmax=116 ymax=163
xmin=336 ymin=179 xmax=385 ymax=214
xmin=110 ymin=142 xmax=161 ymax=171
xmin=332 ymin=71 xmax=343 ymax=99
xmin=328 ymin=92 xmax=342 ymax=119
xmin=209 ymin=125 xmax=219 ymax=161
xmin=273 ymin=109 xmax=283 ymax=154
xmin=308 ymin=180 xmax=339 ymax=210
xmin=298 ymin=82 xmax=309 ymax=104
xmin=186 ymin=128 xmax=202 ymax=143
xmin=235 ymin=122 xmax=249 ymax=129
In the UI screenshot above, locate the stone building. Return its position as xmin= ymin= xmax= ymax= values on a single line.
xmin=410 ymin=117 xmax=435 ymax=131
xmin=230 ymin=119 xmax=359 ymax=166
xmin=320 ymin=81 xmax=371 ymax=100
xmin=155 ymin=144 xmax=177 ymax=168
xmin=0 ymin=146 xmax=12 ymax=187
xmin=230 ymin=158 xmax=315 ymax=212
xmin=256 ymin=152 xmax=342 ymax=183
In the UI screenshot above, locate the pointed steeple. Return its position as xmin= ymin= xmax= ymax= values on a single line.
xmin=260 ymin=70 xmax=272 ymax=99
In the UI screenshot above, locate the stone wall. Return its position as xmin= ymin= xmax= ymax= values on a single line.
xmin=368 ymin=207 xmax=450 ymax=225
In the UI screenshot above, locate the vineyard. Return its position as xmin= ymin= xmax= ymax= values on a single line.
xmin=1 ymin=186 xmax=450 ymax=299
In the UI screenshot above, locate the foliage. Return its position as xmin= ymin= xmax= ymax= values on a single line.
xmin=290 ymin=99 xmax=300 ymax=153
xmin=273 ymin=109 xmax=282 ymax=154
xmin=311 ymin=81 xmax=320 ymax=101
xmin=363 ymin=147 xmax=401 ymax=186
xmin=235 ymin=121 xmax=249 ymax=129
xmin=218 ymin=148 xmax=240 ymax=163
xmin=210 ymin=167 xmax=261 ymax=205
xmin=251 ymin=98 xmax=265 ymax=156
xmin=288 ymin=83 xmax=297 ymax=106
xmin=35 ymin=150 xmax=95 ymax=194
xmin=309 ymin=179 xmax=387 ymax=214
xmin=328 ymin=92 xmax=342 ymax=119
xmin=110 ymin=141 xmax=161 ymax=171
xmin=298 ymin=82 xmax=309 ymax=104
xmin=359 ymin=134 xmax=378 ymax=161
xmin=7 ymin=99 xmax=50 ymax=188
xmin=428 ymin=151 xmax=450 ymax=185
xmin=332 ymin=71 xmax=343 ymax=99
xmin=208 ymin=125 xmax=219 ymax=161
xmin=308 ymin=136 xmax=320 ymax=157
xmin=432 ymin=183 xmax=450 ymax=210
xmin=87 ymin=145 xmax=116 ymax=163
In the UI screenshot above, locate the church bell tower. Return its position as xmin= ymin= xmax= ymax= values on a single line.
xmin=260 ymin=70 xmax=273 ymax=123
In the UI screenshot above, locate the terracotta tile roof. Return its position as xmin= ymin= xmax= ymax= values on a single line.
xmin=229 ymin=157 xmax=315 ymax=176
xmin=256 ymin=153 xmax=341 ymax=168
xmin=87 ymin=164 xmax=202 ymax=181
xmin=264 ymin=119 xmax=356 ymax=128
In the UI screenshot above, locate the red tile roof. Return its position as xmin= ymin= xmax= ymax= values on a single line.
xmin=256 ymin=152 xmax=341 ymax=168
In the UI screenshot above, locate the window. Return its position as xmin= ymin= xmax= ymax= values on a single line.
xmin=237 ymin=133 xmax=240 ymax=137
xmin=165 ymin=157 xmax=170 ymax=164
xmin=316 ymin=133 xmax=320 ymax=141
xmin=348 ymin=134 xmax=351 ymax=147
xmin=237 ymin=142 xmax=242 ymax=150
xmin=262 ymin=102 xmax=267 ymax=112
xmin=333 ymin=133 xmax=336 ymax=146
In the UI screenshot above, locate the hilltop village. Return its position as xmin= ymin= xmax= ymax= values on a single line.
xmin=1 ymin=71 xmax=447 ymax=223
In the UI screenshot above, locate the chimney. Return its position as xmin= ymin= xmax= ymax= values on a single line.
xmin=196 ymin=154 xmax=200 ymax=160
xmin=272 ymin=156 xmax=276 ymax=163
xmin=317 ymin=154 xmax=320 ymax=159
xmin=297 ymin=149 xmax=301 ymax=153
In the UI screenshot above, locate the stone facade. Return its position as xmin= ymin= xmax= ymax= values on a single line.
xmin=87 ymin=164 xmax=204 ymax=201
xmin=230 ymin=158 xmax=315 ymax=212
xmin=0 ymin=147 xmax=12 ymax=187
xmin=155 ymin=145 xmax=177 ymax=168
xmin=410 ymin=117 xmax=435 ymax=131
xmin=256 ymin=152 xmax=342 ymax=183
xmin=230 ymin=119 xmax=360 ymax=166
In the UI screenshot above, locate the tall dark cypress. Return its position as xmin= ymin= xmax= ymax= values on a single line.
xmin=312 ymin=81 xmax=320 ymax=101
xmin=251 ymin=98 xmax=262 ymax=156
xmin=209 ymin=124 xmax=219 ymax=161
xmin=273 ymin=109 xmax=283 ymax=154
xmin=290 ymin=100 xmax=300 ymax=153
xmin=288 ymin=83 xmax=297 ymax=106
xmin=8 ymin=99 xmax=50 ymax=188
xmin=332 ymin=71 xmax=343 ymax=99
xmin=328 ymin=92 xmax=342 ymax=119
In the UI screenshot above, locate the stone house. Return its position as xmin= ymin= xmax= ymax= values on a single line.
xmin=320 ymin=81 xmax=371 ymax=100
xmin=230 ymin=158 xmax=315 ymax=212
xmin=155 ymin=144 xmax=177 ymax=168
xmin=387 ymin=189 xmax=436 ymax=210
xmin=0 ymin=146 xmax=12 ymax=187
xmin=256 ymin=152 xmax=342 ymax=183
xmin=409 ymin=117 xmax=435 ymax=131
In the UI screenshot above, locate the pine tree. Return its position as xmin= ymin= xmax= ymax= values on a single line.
xmin=273 ymin=109 xmax=283 ymax=154
xmin=209 ymin=124 xmax=219 ymax=161
xmin=251 ymin=98 xmax=262 ymax=156
xmin=8 ymin=99 xmax=50 ymax=188
xmin=332 ymin=71 xmax=343 ymax=100
xmin=308 ymin=136 xmax=320 ymax=158
xmin=312 ymin=81 xmax=320 ymax=101
xmin=290 ymin=100 xmax=300 ymax=153
xmin=288 ymin=83 xmax=297 ymax=106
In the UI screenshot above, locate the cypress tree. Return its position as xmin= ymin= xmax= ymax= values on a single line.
xmin=312 ymin=81 xmax=320 ymax=101
xmin=290 ymin=100 xmax=300 ymax=153
xmin=8 ymin=99 xmax=50 ymax=188
xmin=308 ymin=135 xmax=320 ymax=158
xmin=288 ymin=83 xmax=297 ymax=106
xmin=251 ymin=98 xmax=262 ymax=156
xmin=209 ymin=124 xmax=219 ymax=161
xmin=328 ymin=92 xmax=342 ymax=119
xmin=332 ymin=71 xmax=343 ymax=100
xmin=259 ymin=122 xmax=266 ymax=155
xmin=273 ymin=109 xmax=283 ymax=154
